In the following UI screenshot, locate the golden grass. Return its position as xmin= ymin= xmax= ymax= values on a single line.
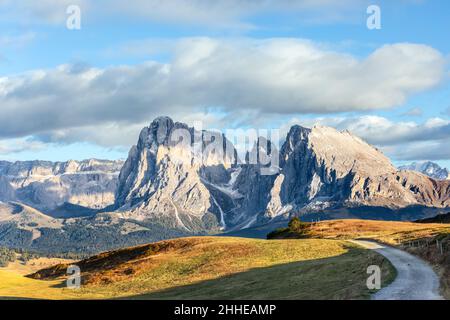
xmin=0 ymin=237 xmax=395 ymax=300
xmin=305 ymin=219 xmax=450 ymax=245
xmin=1 ymin=257 xmax=74 ymax=275
xmin=0 ymin=270 xmax=80 ymax=300
xmin=301 ymin=219 xmax=450 ymax=299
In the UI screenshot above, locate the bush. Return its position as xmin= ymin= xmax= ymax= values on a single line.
xmin=0 ymin=247 xmax=16 ymax=267
xmin=288 ymin=217 xmax=307 ymax=233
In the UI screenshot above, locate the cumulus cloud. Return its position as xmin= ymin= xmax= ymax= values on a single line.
xmin=383 ymin=139 xmax=450 ymax=162
xmin=283 ymin=115 xmax=450 ymax=161
xmin=0 ymin=138 xmax=46 ymax=155
xmin=327 ymin=116 xmax=449 ymax=146
xmin=0 ymin=38 xmax=446 ymax=141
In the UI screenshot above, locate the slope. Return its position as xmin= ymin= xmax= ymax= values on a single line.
xmin=19 ymin=237 xmax=394 ymax=300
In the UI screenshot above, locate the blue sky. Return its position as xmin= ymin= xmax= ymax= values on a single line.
xmin=0 ymin=0 xmax=449 ymax=168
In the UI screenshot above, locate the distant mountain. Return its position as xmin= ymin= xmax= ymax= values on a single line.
xmin=0 ymin=159 xmax=124 ymax=216
xmin=399 ymin=161 xmax=449 ymax=180
xmin=114 ymin=117 xmax=450 ymax=232
xmin=0 ymin=201 xmax=188 ymax=255
xmin=0 ymin=117 xmax=449 ymax=255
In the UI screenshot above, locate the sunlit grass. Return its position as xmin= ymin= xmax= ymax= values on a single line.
xmin=0 ymin=237 xmax=395 ymax=300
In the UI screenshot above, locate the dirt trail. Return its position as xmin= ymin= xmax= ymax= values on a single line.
xmin=350 ymin=240 xmax=443 ymax=300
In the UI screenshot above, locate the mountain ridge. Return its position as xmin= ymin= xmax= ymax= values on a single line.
xmin=0 ymin=158 xmax=124 ymax=215
xmin=113 ymin=117 xmax=450 ymax=232
xmin=0 ymin=116 xmax=448 ymax=254
xmin=399 ymin=161 xmax=449 ymax=180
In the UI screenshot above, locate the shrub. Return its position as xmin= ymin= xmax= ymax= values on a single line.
xmin=0 ymin=247 xmax=16 ymax=267
xmin=288 ymin=217 xmax=306 ymax=233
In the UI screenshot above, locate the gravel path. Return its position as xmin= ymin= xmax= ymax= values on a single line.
xmin=350 ymin=240 xmax=443 ymax=300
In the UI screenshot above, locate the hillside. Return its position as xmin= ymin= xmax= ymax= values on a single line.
xmin=268 ymin=219 xmax=450 ymax=298
xmin=0 ymin=237 xmax=395 ymax=300
xmin=417 ymin=213 xmax=450 ymax=223
xmin=0 ymin=202 xmax=190 ymax=255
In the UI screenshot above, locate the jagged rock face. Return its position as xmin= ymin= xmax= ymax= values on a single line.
xmin=1 ymin=118 xmax=448 ymax=253
xmin=115 ymin=117 xmax=238 ymax=231
xmin=115 ymin=117 xmax=450 ymax=231
xmin=0 ymin=176 xmax=15 ymax=202
xmin=0 ymin=159 xmax=123 ymax=211
xmin=399 ymin=161 xmax=449 ymax=180
xmin=263 ymin=125 xmax=449 ymax=217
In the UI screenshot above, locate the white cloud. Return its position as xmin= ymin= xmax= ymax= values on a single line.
xmin=286 ymin=115 xmax=449 ymax=145
xmin=282 ymin=115 xmax=450 ymax=161
xmin=0 ymin=138 xmax=46 ymax=155
xmin=383 ymin=139 xmax=450 ymax=162
xmin=0 ymin=38 xmax=445 ymax=142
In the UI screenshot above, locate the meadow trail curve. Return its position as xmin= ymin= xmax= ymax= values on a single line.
xmin=350 ymin=239 xmax=443 ymax=300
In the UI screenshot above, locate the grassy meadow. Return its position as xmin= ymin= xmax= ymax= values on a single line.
xmin=269 ymin=218 xmax=450 ymax=299
xmin=0 ymin=237 xmax=395 ymax=300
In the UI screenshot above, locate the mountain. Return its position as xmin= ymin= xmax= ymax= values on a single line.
xmin=0 ymin=116 xmax=449 ymax=255
xmin=0 ymin=159 xmax=124 ymax=216
xmin=399 ymin=161 xmax=449 ymax=180
xmin=0 ymin=201 xmax=188 ymax=255
xmin=264 ymin=125 xmax=449 ymax=215
xmin=114 ymin=116 xmax=238 ymax=231
xmin=115 ymin=117 xmax=450 ymax=232
xmin=0 ymin=176 xmax=15 ymax=202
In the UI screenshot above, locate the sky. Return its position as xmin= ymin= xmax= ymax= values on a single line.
xmin=0 ymin=0 xmax=449 ymax=168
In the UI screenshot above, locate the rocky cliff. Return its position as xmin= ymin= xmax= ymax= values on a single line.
xmin=263 ymin=125 xmax=449 ymax=218
xmin=1 ymin=117 xmax=449 ymax=254
xmin=114 ymin=116 xmax=238 ymax=231
xmin=0 ymin=159 xmax=123 ymax=213
xmin=115 ymin=117 xmax=450 ymax=231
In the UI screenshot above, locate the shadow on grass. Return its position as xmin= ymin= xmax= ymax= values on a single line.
xmin=124 ymin=246 xmax=395 ymax=300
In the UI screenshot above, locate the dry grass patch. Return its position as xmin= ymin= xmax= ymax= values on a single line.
xmin=0 ymin=236 xmax=395 ymax=300
xmin=271 ymin=219 xmax=449 ymax=299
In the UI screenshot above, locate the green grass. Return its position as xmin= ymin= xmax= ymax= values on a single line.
xmin=0 ymin=237 xmax=395 ymax=300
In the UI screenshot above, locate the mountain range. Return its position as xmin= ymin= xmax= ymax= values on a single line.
xmin=0 ymin=116 xmax=448 ymax=254
xmin=398 ymin=161 xmax=449 ymax=181
xmin=0 ymin=159 xmax=123 ymax=218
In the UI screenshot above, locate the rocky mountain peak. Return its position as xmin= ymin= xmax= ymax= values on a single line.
xmin=307 ymin=125 xmax=395 ymax=177
xmin=115 ymin=117 xmax=240 ymax=231
xmin=114 ymin=117 xmax=450 ymax=231
xmin=399 ymin=161 xmax=449 ymax=180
